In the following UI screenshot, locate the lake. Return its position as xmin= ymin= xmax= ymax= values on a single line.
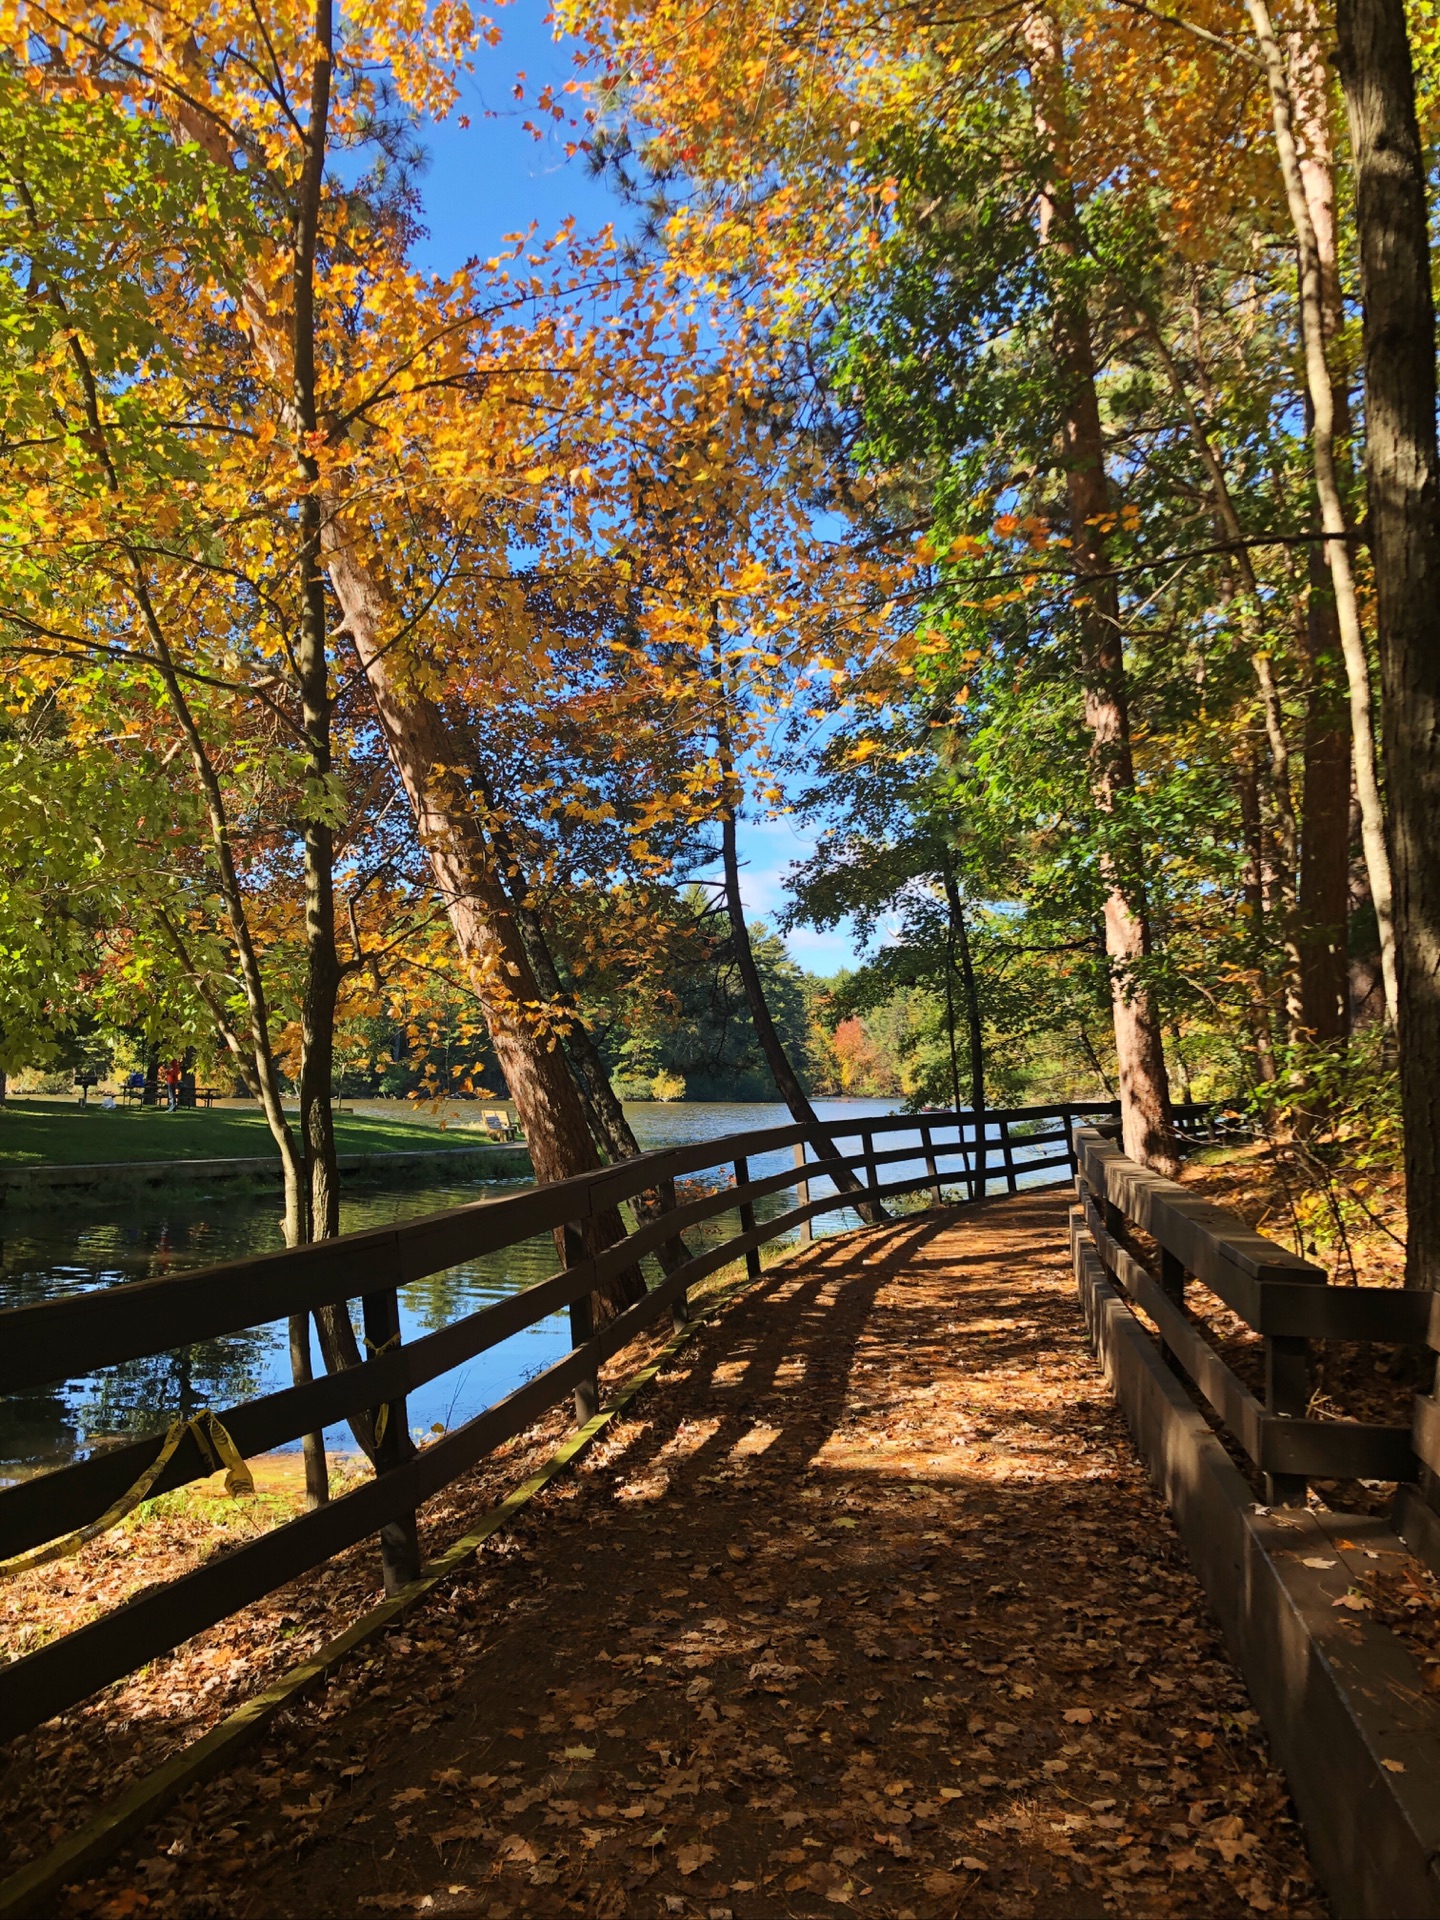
xmin=0 ymin=1100 xmax=1064 ymax=1477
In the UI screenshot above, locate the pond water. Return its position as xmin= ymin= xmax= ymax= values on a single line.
xmin=0 ymin=1100 xmax=1066 ymax=1477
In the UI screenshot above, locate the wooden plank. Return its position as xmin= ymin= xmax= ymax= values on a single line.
xmin=361 ymin=1282 xmax=420 ymax=1587
xmin=1080 ymin=1199 xmax=1416 ymax=1483
xmin=1079 ymin=1200 xmax=1266 ymax=1460
xmin=734 ymin=1156 xmax=762 ymax=1281
xmin=1260 ymin=1416 xmax=1415 ymax=1481
xmin=563 ymin=1222 xmax=599 ymax=1426
xmin=793 ymin=1141 xmax=813 ymax=1245
xmin=1252 ymin=1282 xmax=1431 ymax=1341
xmin=0 ymin=1248 xmax=611 ymax=1558
xmin=1394 ymin=1482 xmax=1440 ymax=1584
xmin=1412 ymin=1394 xmax=1440 ymax=1480
xmin=0 ymin=1306 xmax=655 ymax=1735
xmin=1073 ymin=1214 xmax=1440 ymax=1919
xmin=1076 ymin=1129 xmax=1324 ymax=1321
xmin=1265 ymin=1331 xmax=1313 ymax=1506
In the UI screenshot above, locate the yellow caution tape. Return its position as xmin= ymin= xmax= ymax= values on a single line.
xmin=1 ymin=1411 xmax=255 ymax=1580
xmin=362 ymin=1333 xmax=401 ymax=1451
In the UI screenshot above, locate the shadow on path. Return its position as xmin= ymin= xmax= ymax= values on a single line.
xmin=64 ymin=1194 xmax=1325 ymax=1920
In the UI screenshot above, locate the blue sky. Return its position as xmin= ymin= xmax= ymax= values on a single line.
xmin=402 ymin=4 xmax=864 ymax=976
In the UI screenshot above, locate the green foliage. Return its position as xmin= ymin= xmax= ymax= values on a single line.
xmin=586 ymin=894 xmax=832 ymax=1099
xmin=1240 ymin=1032 xmax=1404 ymax=1280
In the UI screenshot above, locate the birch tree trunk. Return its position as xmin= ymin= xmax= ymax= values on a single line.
xmin=1335 ymin=0 xmax=1440 ymax=1291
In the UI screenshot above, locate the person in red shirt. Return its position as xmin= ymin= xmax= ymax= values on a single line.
xmin=163 ymin=1058 xmax=182 ymax=1112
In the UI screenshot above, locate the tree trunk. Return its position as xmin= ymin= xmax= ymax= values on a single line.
xmin=1297 ymin=554 xmax=1352 ymax=1046
xmin=1026 ymin=9 xmax=1178 ymax=1176
xmin=1137 ymin=310 xmax=1308 ymax=1035
xmin=1238 ymin=748 xmax=1280 ymax=1083
xmin=1335 ymin=0 xmax=1440 ymax=1290
xmin=291 ymin=7 xmax=343 ymax=1250
xmin=324 ymin=548 xmax=644 ymax=1315
xmin=1246 ymin=0 xmax=1398 ymax=1022
xmin=1288 ymin=26 xmax=1356 ymax=1049
xmin=719 ymin=804 xmax=886 ymax=1223
xmin=940 ymin=860 xmax=987 ymax=1198
xmin=481 ymin=794 xmax=693 ymax=1276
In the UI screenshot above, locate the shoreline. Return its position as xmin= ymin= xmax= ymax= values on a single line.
xmin=0 ymin=1141 xmax=532 ymax=1209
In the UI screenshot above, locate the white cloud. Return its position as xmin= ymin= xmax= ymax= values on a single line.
xmin=732 ymin=814 xmax=868 ymax=977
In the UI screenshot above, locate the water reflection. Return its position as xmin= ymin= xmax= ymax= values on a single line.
xmin=0 ymin=1100 xmax=1065 ymax=1475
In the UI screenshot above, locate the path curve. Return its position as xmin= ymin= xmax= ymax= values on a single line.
xmin=65 ymin=1192 xmax=1324 ymax=1918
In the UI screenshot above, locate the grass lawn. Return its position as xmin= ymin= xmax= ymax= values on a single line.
xmin=0 ymin=1099 xmax=479 ymax=1167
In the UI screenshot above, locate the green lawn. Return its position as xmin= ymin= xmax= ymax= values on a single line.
xmin=0 ymin=1099 xmax=475 ymax=1167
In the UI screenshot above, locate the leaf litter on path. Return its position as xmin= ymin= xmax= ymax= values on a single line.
xmin=50 ymin=1193 xmax=1323 ymax=1918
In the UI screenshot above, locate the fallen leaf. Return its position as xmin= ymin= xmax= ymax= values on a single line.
xmin=1381 ymin=1759 xmax=1406 ymax=1774
xmin=562 ymin=1744 xmax=596 ymax=1761
xmin=390 ymin=1787 xmax=426 ymax=1809
xmin=1206 ymin=1815 xmax=1245 ymax=1840
xmin=431 ymin=1819 xmax=489 ymax=1845
xmin=1302 ymin=1558 xmax=1337 ymax=1570
xmin=677 ymin=1843 xmax=718 ymax=1875
xmin=1063 ymin=1707 xmax=1093 ymax=1724
xmin=958 ymin=1856 xmax=989 ymax=1872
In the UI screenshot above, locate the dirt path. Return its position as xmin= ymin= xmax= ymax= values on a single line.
xmin=64 ymin=1193 xmax=1324 ymax=1919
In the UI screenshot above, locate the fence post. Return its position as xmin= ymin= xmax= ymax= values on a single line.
xmin=1000 ymin=1115 xmax=1017 ymax=1194
xmin=562 ymin=1222 xmax=599 ymax=1425
xmin=1158 ymin=1248 xmax=1187 ymax=1376
xmin=861 ymin=1129 xmax=880 ymax=1207
xmin=661 ymin=1175 xmax=688 ymax=1329
xmin=920 ymin=1122 xmax=941 ymax=1205
xmin=1265 ymin=1333 xmax=1311 ymax=1508
xmin=1064 ymin=1108 xmax=1080 ymax=1182
xmin=961 ymin=1116 xmax=978 ymax=1204
xmin=734 ymin=1156 xmax=762 ymax=1279
xmin=793 ymin=1139 xmax=813 ymax=1245
xmin=361 ymin=1283 xmax=421 ymax=1594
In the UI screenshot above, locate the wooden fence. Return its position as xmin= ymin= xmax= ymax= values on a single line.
xmin=1070 ymin=1123 xmax=1440 ymax=1918
xmin=1 ymin=1100 xmax=1125 ymax=1740
xmin=1072 ymin=1126 xmax=1432 ymax=1506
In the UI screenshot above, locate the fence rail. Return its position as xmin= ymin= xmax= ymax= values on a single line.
xmin=1072 ymin=1127 xmax=1426 ymax=1508
xmin=1 ymin=1099 xmax=1125 ymax=1739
